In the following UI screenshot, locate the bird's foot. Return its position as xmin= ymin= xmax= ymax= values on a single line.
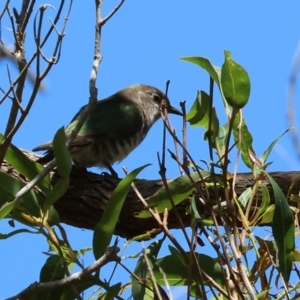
xmin=102 ymin=165 xmax=119 ymax=178
xmin=101 ymin=171 xmax=118 ymax=178
xmin=72 ymin=164 xmax=88 ymax=173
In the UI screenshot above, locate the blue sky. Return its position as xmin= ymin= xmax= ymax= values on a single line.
xmin=1 ymin=1 xmax=300 ymax=299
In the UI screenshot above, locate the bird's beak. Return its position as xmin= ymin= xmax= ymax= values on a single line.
xmin=167 ymin=105 xmax=183 ymax=116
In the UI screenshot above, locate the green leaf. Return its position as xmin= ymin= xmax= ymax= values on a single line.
xmin=0 ymin=133 xmax=51 ymax=194
xmin=37 ymin=255 xmax=66 ymax=300
xmin=60 ymin=275 xmax=102 ymax=300
xmin=0 ymin=171 xmax=57 ymax=227
xmin=93 ymin=164 xmax=150 ymax=259
xmin=186 ymin=91 xmax=219 ymax=143
xmin=260 ymin=205 xmax=275 ymax=224
xmin=47 ymin=206 xmax=60 ymax=226
xmin=292 ymin=249 xmax=300 ymax=262
xmin=153 ymin=251 xmax=224 ymax=286
xmin=132 ymin=259 xmax=147 ymax=300
xmin=0 ymin=200 xmax=22 ymax=220
xmin=232 ymin=111 xmax=254 ymax=169
xmin=266 ymin=172 xmax=295 ymax=281
xmin=250 ymin=184 xmax=270 ymax=225
xmin=42 ymin=127 xmax=72 ymax=212
xmin=220 ymin=50 xmax=251 ymax=109
xmin=39 ymin=255 xmax=65 ymax=282
xmin=52 ymin=127 xmax=72 ymax=178
xmin=0 ymin=171 xmax=41 ymax=220
xmin=99 ymin=282 xmax=122 ymax=299
xmin=137 ymin=171 xmax=211 ymax=218
xmin=260 ymin=128 xmax=290 ymax=165
xmin=42 ymin=178 xmax=69 ymax=213
xmin=190 ymin=197 xmax=201 ymax=221
xmin=238 ymin=187 xmax=252 ymax=207
xmin=180 ymin=56 xmax=221 ymax=85
xmin=132 ymin=239 xmax=164 ymax=300
xmin=180 ymin=56 xmax=230 ymax=113
xmin=168 ymin=245 xmax=186 ymax=266
xmin=215 ymin=122 xmax=229 ymax=158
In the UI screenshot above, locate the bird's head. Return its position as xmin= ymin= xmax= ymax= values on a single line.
xmin=125 ymin=84 xmax=183 ymax=123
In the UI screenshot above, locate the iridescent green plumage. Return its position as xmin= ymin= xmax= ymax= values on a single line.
xmin=33 ymin=84 xmax=182 ymax=177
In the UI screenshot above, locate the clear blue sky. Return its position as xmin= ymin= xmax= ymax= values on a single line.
xmin=1 ymin=1 xmax=300 ymax=299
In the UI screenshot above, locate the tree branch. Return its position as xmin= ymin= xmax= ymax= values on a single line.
xmin=6 ymin=246 xmax=120 ymax=300
xmin=2 ymin=151 xmax=300 ymax=240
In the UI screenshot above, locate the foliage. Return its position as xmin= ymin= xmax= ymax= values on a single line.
xmin=0 ymin=1 xmax=299 ymax=300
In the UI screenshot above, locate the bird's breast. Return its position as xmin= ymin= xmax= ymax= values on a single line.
xmin=69 ymin=131 xmax=145 ymax=168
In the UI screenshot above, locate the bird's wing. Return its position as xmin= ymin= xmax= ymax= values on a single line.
xmin=65 ymin=98 xmax=145 ymax=147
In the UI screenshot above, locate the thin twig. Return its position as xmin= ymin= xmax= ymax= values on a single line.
xmin=180 ymin=101 xmax=188 ymax=175
xmin=6 ymin=247 xmax=120 ymax=300
xmin=142 ymin=246 xmax=163 ymax=300
xmin=162 ymin=107 xmax=239 ymax=297
xmin=206 ymin=76 xmax=242 ymax=297
xmin=70 ymin=0 xmax=125 ymax=139
xmin=40 ymin=1 xmax=66 ymax=48
xmin=0 ymin=2 xmax=71 ymax=166
xmin=0 ymin=0 xmax=10 ymax=20
xmin=5 ymin=63 xmax=24 ymax=112
xmin=100 ymin=0 xmax=124 ymax=26
xmin=129 ymin=180 xmax=233 ymax=299
xmin=0 ymin=2 xmax=30 ymax=165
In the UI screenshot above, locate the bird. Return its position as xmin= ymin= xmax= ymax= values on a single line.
xmin=32 ymin=84 xmax=182 ymax=177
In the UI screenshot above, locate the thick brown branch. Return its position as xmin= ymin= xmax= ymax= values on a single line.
xmin=2 ymin=151 xmax=300 ymax=239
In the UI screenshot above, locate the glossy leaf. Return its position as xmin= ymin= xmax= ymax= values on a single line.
xmin=42 ymin=178 xmax=69 ymax=213
xmin=238 ymin=187 xmax=252 ymax=207
xmin=215 ymin=122 xmax=229 ymax=158
xmin=190 ymin=197 xmax=201 ymax=222
xmin=260 ymin=128 xmax=290 ymax=165
xmin=250 ymin=184 xmax=270 ymax=225
xmin=153 ymin=251 xmax=224 ymax=286
xmin=42 ymin=127 xmax=71 ymax=212
xmin=220 ymin=50 xmax=251 ymax=109
xmin=168 ymin=245 xmax=186 ymax=266
xmin=47 ymin=206 xmax=60 ymax=226
xmin=60 ymin=275 xmax=102 ymax=300
xmin=0 ymin=169 xmax=58 ymax=226
xmin=93 ymin=164 xmax=150 ymax=259
xmin=292 ymin=249 xmax=300 ymax=263
xmin=52 ymin=127 xmax=72 ymax=178
xmin=137 ymin=171 xmax=211 ymax=218
xmin=267 ymin=172 xmax=295 ymax=281
xmin=0 ymin=133 xmax=51 ymax=194
xmin=0 ymin=200 xmax=22 ymax=221
xmin=260 ymin=205 xmax=275 ymax=224
xmin=232 ymin=111 xmax=254 ymax=169
xmin=132 ymin=240 xmax=163 ymax=300
xmin=180 ymin=56 xmax=221 ymax=85
xmin=186 ymin=91 xmax=219 ymax=147
xmin=96 ymin=282 xmax=122 ymax=300
xmin=37 ymin=255 xmax=66 ymax=300
xmin=39 ymin=255 xmax=65 ymax=282
xmin=0 ymin=171 xmax=41 ymax=220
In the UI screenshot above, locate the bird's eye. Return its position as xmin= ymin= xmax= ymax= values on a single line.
xmin=152 ymin=93 xmax=161 ymax=102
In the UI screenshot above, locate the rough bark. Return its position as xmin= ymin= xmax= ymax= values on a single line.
xmin=2 ymin=152 xmax=300 ymax=239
